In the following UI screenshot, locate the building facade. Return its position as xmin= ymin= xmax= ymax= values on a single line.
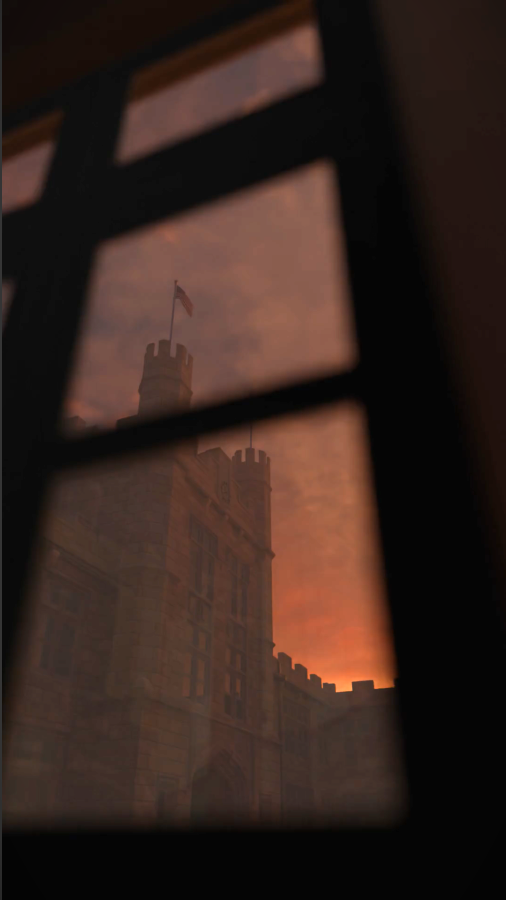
xmin=3 ymin=340 xmax=407 ymax=827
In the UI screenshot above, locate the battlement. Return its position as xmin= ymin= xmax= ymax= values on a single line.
xmin=276 ymin=652 xmax=392 ymax=702
xmin=138 ymin=341 xmax=193 ymax=416
xmin=142 ymin=340 xmax=193 ymax=387
xmin=232 ymin=448 xmax=271 ymax=484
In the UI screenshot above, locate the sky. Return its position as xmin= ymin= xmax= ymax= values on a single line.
xmin=3 ymin=24 xmax=397 ymax=690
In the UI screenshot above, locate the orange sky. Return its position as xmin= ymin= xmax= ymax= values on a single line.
xmin=3 ymin=25 xmax=397 ymax=690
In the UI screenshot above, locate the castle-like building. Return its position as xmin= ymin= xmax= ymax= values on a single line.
xmin=3 ymin=341 xmax=407 ymax=827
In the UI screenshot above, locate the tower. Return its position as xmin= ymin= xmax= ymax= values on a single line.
xmin=232 ymin=448 xmax=277 ymax=759
xmin=231 ymin=448 xmax=272 ymax=547
xmin=138 ymin=340 xmax=193 ymax=418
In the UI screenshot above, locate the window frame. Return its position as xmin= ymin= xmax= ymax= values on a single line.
xmin=3 ymin=0 xmax=505 ymax=850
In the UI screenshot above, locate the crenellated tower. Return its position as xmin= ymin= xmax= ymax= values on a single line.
xmin=231 ymin=447 xmax=277 ymax=763
xmin=138 ymin=340 xmax=193 ymax=418
xmin=232 ymin=448 xmax=272 ymax=548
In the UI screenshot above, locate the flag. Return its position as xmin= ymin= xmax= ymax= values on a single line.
xmin=175 ymin=283 xmax=193 ymax=317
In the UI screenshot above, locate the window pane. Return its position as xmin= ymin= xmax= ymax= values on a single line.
xmin=2 ymin=115 xmax=60 ymax=213
xmin=4 ymin=404 xmax=407 ymax=828
xmin=62 ymin=161 xmax=356 ymax=433
xmin=117 ymin=23 xmax=323 ymax=164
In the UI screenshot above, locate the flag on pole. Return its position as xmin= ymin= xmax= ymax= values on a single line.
xmin=175 ymin=283 xmax=193 ymax=317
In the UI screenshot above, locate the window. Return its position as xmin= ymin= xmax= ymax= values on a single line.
xmin=188 ymin=594 xmax=212 ymax=627
xmin=224 ymin=671 xmax=245 ymax=721
xmin=189 ymin=517 xmax=217 ymax=601
xmin=226 ymin=619 xmax=246 ymax=650
xmin=40 ymin=616 xmax=75 ymax=678
xmin=284 ymin=723 xmax=310 ymax=760
xmin=228 ymin=551 xmax=249 ymax=621
xmin=182 ymin=650 xmax=210 ymax=702
xmin=283 ymin=698 xmax=311 ymax=758
xmin=185 ymin=534 xmax=212 ymax=704
xmin=47 ymin=580 xmax=87 ymax=615
xmin=5 ymin=0 xmax=495 ymax=846
xmin=116 ymin=23 xmax=323 ymax=164
xmin=224 ymin=613 xmax=247 ymax=720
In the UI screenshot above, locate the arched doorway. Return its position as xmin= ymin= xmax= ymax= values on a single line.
xmin=190 ymin=754 xmax=248 ymax=827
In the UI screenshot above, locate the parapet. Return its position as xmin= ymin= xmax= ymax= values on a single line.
xmin=138 ymin=341 xmax=193 ymax=416
xmin=232 ymin=448 xmax=271 ymax=485
xmin=352 ymin=680 xmax=375 ymax=693
xmin=276 ymin=653 xmax=384 ymax=703
xmin=142 ymin=341 xmax=193 ymax=389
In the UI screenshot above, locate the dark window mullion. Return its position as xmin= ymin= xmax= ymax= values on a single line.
xmin=2 ymin=71 xmax=130 ymax=699
xmin=100 ymin=86 xmax=334 ymax=242
xmin=316 ymin=0 xmax=506 ymax=841
xmin=52 ymin=367 xmax=362 ymax=472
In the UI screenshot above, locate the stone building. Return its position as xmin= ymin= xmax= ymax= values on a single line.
xmin=3 ymin=339 xmax=407 ymax=828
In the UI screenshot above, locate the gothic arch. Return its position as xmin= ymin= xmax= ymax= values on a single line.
xmin=190 ymin=748 xmax=250 ymax=827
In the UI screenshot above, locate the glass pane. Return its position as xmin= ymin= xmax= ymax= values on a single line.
xmin=63 ymin=161 xmax=356 ymax=433
xmin=3 ymin=404 xmax=407 ymax=828
xmin=117 ymin=23 xmax=323 ymax=164
xmin=2 ymin=120 xmax=59 ymax=214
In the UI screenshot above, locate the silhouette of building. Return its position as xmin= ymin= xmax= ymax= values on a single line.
xmin=3 ymin=341 xmax=407 ymax=827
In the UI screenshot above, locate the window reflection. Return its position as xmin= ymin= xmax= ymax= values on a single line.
xmin=3 ymin=367 xmax=407 ymax=827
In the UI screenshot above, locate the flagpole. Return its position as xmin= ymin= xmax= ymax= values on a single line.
xmin=169 ymin=279 xmax=177 ymax=345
